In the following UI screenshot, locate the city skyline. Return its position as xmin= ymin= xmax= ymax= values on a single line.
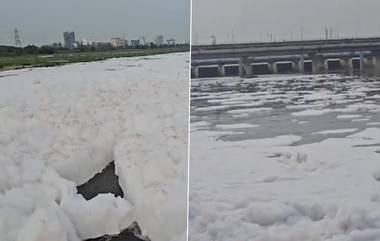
xmin=2 ymin=28 xmax=183 ymax=48
xmin=0 ymin=0 xmax=190 ymax=46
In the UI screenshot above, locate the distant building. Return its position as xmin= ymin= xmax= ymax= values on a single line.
xmin=63 ymin=31 xmax=76 ymax=49
xmin=166 ymin=39 xmax=176 ymax=46
xmin=131 ymin=39 xmax=140 ymax=47
xmin=111 ymin=37 xmax=125 ymax=48
xmin=81 ymin=37 xmax=93 ymax=46
xmin=93 ymin=42 xmax=113 ymax=50
xmin=155 ymin=35 xmax=164 ymax=46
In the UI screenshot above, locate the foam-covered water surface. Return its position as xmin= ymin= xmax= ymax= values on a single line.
xmin=190 ymin=74 xmax=380 ymax=241
xmin=0 ymin=53 xmax=189 ymax=241
xmin=191 ymin=75 xmax=380 ymax=144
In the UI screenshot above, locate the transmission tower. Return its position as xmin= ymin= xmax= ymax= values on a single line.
xmin=14 ymin=28 xmax=22 ymax=47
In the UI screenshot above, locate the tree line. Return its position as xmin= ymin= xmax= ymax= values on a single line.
xmin=0 ymin=43 xmax=190 ymax=57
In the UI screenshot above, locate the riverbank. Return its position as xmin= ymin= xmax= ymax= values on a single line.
xmin=0 ymin=46 xmax=189 ymax=71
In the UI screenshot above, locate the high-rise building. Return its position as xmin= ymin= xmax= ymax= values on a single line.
xmin=155 ymin=35 xmax=164 ymax=46
xmin=63 ymin=31 xmax=76 ymax=49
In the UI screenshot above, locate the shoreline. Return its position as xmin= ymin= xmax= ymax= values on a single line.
xmin=0 ymin=47 xmax=189 ymax=72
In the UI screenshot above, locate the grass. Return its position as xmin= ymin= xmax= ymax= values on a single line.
xmin=0 ymin=46 xmax=189 ymax=71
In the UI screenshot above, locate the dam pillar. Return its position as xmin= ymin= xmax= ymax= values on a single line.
xmin=239 ymin=57 xmax=252 ymax=78
xmin=298 ymin=55 xmax=305 ymax=74
xmin=239 ymin=57 xmax=244 ymax=77
xmin=192 ymin=66 xmax=199 ymax=79
xmin=218 ymin=64 xmax=226 ymax=77
xmin=367 ymin=56 xmax=377 ymax=76
xmin=294 ymin=59 xmax=304 ymax=74
xmin=359 ymin=53 xmax=376 ymax=76
xmin=360 ymin=52 xmax=365 ymax=76
xmin=268 ymin=62 xmax=277 ymax=74
xmin=312 ymin=54 xmax=327 ymax=74
xmin=373 ymin=55 xmax=380 ymax=76
xmin=341 ymin=57 xmax=352 ymax=75
xmin=244 ymin=62 xmax=253 ymax=78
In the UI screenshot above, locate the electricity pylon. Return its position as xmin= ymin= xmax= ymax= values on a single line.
xmin=14 ymin=28 xmax=22 ymax=47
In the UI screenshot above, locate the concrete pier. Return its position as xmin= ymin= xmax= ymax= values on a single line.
xmin=192 ymin=66 xmax=199 ymax=79
xmin=238 ymin=57 xmax=253 ymax=78
xmin=244 ymin=60 xmax=253 ymax=78
xmin=374 ymin=56 xmax=380 ymax=76
xmin=218 ymin=64 xmax=225 ymax=77
xmin=341 ymin=57 xmax=352 ymax=75
xmin=360 ymin=52 xmax=365 ymax=75
xmin=298 ymin=55 xmax=305 ymax=74
xmin=268 ymin=61 xmax=277 ymax=74
xmin=238 ymin=58 xmax=244 ymax=77
xmin=311 ymin=54 xmax=327 ymax=74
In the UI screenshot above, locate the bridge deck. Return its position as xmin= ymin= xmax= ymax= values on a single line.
xmin=192 ymin=38 xmax=380 ymax=60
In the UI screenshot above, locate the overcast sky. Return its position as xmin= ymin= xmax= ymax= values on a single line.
xmin=192 ymin=0 xmax=380 ymax=45
xmin=0 ymin=0 xmax=190 ymax=46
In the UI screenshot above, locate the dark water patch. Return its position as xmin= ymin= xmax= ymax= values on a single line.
xmin=77 ymin=161 xmax=123 ymax=200
xmin=78 ymin=163 xmax=150 ymax=241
